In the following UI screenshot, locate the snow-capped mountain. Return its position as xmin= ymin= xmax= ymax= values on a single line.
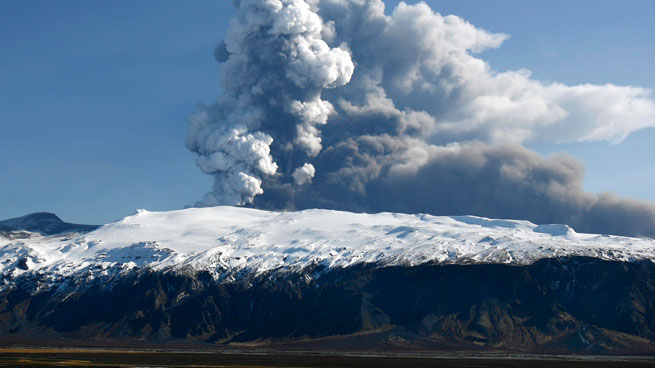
xmin=3 ymin=207 xmax=655 ymax=354
xmin=2 ymin=206 xmax=655 ymax=292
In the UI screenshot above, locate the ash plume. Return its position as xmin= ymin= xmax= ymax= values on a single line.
xmin=186 ymin=0 xmax=353 ymax=205
xmin=188 ymin=0 xmax=655 ymax=237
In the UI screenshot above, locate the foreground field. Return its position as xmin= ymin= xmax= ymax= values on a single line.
xmin=2 ymin=348 xmax=655 ymax=368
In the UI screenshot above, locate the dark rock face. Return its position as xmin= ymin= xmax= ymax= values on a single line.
xmin=16 ymin=258 xmax=29 ymax=271
xmin=1 ymin=257 xmax=655 ymax=354
xmin=0 ymin=212 xmax=98 ymax=236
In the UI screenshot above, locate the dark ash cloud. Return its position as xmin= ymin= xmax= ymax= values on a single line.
xmin=257 ymin=140 xmax=655 ymax=237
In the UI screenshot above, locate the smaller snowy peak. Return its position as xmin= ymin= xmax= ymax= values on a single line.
xmin=0 ymin=212 xmax=98 ymax=236
xmin=449 ymin=215 xmax=534 ymax=231
xmin=533 ymin=224 xmax=577 ymax=237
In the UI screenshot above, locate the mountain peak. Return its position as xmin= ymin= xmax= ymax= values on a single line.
xmin=12 ymin=212 xmax=63 ymax=223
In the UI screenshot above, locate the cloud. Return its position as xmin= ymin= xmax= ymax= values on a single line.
xmin=188 ymin=0 xmax=655 ymax=237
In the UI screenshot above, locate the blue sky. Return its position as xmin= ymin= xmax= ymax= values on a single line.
xmin=1 ymin=0 xmax=654 ymax=224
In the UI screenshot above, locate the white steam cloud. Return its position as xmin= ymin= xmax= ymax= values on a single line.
xmin=292 ymin=163 xmax=316 ymax=185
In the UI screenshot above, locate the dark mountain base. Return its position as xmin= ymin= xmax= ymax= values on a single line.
xmin=2 ymin=257 xmax=655 ymax=354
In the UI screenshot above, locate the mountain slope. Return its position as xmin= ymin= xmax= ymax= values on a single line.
xmin=2 ymin=257 xmax=655 ymax=354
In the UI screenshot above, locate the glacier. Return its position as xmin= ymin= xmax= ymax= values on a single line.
xmin=2 ymin=206 xmax=655 ymax=291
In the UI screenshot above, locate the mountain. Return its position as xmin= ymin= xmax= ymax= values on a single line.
xmin=1 ymin=207 xmax=655 ymax=354
xmin=0 ymin=212 xmax=98 ymax=237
